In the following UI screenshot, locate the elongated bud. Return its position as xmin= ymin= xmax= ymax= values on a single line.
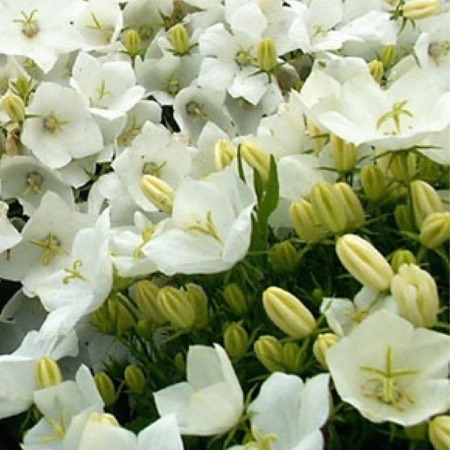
xmin=429 ymin=415 xmax=450 ymax=450
xmin=124 ymin=364 xmax=146 ymax=394
xmin=419 ymin=212 xmax=450 ymax=249
xmin=281 ymin=342 xmax=303 ymax=373
xmin=215 ymin=139 xmax=236 ymax=171
xmin=108 ymin=296 xmax=135 ymax=335
xmin=35 ymin=357 xmax=63 ymax=389
xmin=124 ymin=29 xmax=141 ymax=57
xmin=135 ymin=280 xmax=167 ymax=325
xmin=394 ymin=204 xmax=415 ymax=232
xmin=313 ymin=333 xmax=340 ymax=369
xmin=169 ymin=24 xmax=190 ymax=55
xmin=360 ymin=165 xmax=386 ymax=202
xmin=334 ymin=182 xmax=365 ymax=230
xmin=290 ymin=199 xmax=328 ymax=243
xmin=402 ymin=0 xmax=441 ymax=20
xmin=330 ymin=135 xmax=357 ymax=172
xmin=268 ymin=240 xmax=300 ymax=274
xmin=391 ymin=264 xmax=439 ymax=328
xmin=223 ymin=283 xmax=249 ymax=315
xmin=141 ymin=175 xmax=174 ymax=213
xmin=262 ymin=286 xmax=316 ymax=339
xmin=257 ymin=37 xmax=277 ymax=73
xmin=2 ymin=94 xmax=25 ymax=123
xmin=381 ymin=44 xmax=397 ymax=70
xmin=94 ymin=372 xmax=116 ymax=407
xmin=223 ymin=322 xmax=249 ymax=360
xmin=239 ymin=141 xmax=271 ymax=183
xmin=336 ymin=234 xmax=393 ymax=291
xmin=368 ymin=60 xmax=384 ymax=83
xmin=157 ymin=286 xmax=196 ymax=329
xmin=411 ymin=180 xmax=444 ymax=228
xmin=390 ymin=249 xmax=417 ymax=273
xmin=388 ymin=152 xmax=416 ymax=183
xmin=254 ymin=335 xmax=284 ymax=372
xmin=310 ymin=182 xmax=347 ymax=234
xmin=186 ymin=283 xmax=208 ymax=328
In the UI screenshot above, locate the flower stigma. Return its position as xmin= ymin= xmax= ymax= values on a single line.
xmin=13 ymin=9 xmax=39 ymax=38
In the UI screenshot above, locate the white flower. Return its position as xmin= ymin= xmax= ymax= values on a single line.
xmin=21 ymin=82 xmax=103 ymax=169
xmin=154 ymin=343 xmax=244 ymax=436
xmin=326 ymin=310 xmax=450 ymax=426
xmin=0 ymin=201 xmax=21 ymax=254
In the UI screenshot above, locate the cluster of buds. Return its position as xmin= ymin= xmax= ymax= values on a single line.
xmin=92 ymin=294 xmax=136 ymax=336
xmin=223 ymin=322 xmax=250 ymax=360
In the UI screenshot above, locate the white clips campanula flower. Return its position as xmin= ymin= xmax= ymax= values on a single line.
xmin=0 ymin=201 xmax=21 ymax=254
xmin=154 ymin=344 xmax=244 ymax=436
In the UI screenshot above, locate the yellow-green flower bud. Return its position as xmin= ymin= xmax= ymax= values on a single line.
xmin=310 ymin=182 xmax=348 ymax=234
xmin=368 ymin=60 xmax=384 ymax=83
xmin=141 ymin=174 xmax=175 ymax=214
xmin=419 ymin=212 xmax=450 ymax=249
xmin=411 ymin=180 xmax=444 ymax=228
xmin=334 ymin=182 xmax=365 ymax=230
xmin=254 ymin=335 xmax=284 ymax=372
xmin=394 ymin=204 xmax=415 ymax=232
xmin=313 ymin=333 xmax=340 ymax=369
xmin=336 ymin=234 xmax=393 ymax=291
xmin=157 ymin=286 xmax=196 ymax=329
xmin=390 ymin=249 xmax=417 ymax=273
xmin=381 ymin=44 xmax=397 ymax=70
xmin=124 ymin=364 xmax=146 ymax=394
xmin=402 ymin=0 xmax=441 ymax=20
xmin=360 ymin=165 xmax=386 ymax=202
xmin=214 ymin=138 xmax=236 ymax=171
xmin=169 ymin=24 xmax=190 ymax=56
xmin=307 ymin=119 xmax=327 ymax=153
xmin=109 ymin=296 xmax=135 ymax=335
xmin=186 ymin=283 xmax=209 ymax=328
xmin=391 ymin=264 xmax=439 ymax=328
xmin=223 ymin=283 xmax=249 ymax=315
xmin=429 ymin=415 xmax=450 ymax=450
xmin=330 ymin=134 xmax=357 ymax=172
xmin=124 ymin=29 xmax=141 ymax=58
xmin=281 ymin=341 xmax=303 ymax=373
xmin=388 ymin=152 xmax=417 ymax=183
xmin=2 ymin=94 xmax=25 ymax=123
xmin=223 ymin=322 xmax=249 ymax=360
xmin=87 ymin=412 xmax=119 ymax=427
xmin=135 ymin=318 xmax=153 ymax=340
xmin=268 ymin=240 xmax=300 ymax=274
xmin=135 ymin=280 xmax=167 ymax=325
xmin=257 ymin=37 xmax=277 ymax=73
xmin=262 ymin=286 xmax=316 ymax=339
xmin=91 ymin=303 xmax=115 ymax=335
xmin=290 ymin=199 xmax=328 ymax=243
xmin=239 ymin=141 xmax=271 ymax=183
xmin=174 ymin=352 xmax=185 ymax=374
xmin=35 ymin=357 xmax=63 ymax=389
xmin=94 ymin=372 xmax=116 ymax=407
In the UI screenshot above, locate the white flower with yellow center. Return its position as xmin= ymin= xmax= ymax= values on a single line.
xmin=326 ymin=310 xmax=450 ymax=425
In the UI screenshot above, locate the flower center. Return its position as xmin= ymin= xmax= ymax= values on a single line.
xmin=185 ymin=101 xmax=208 ymax=120
xmin=187 ymin=211 xmax=223 ymax=244
xmin=14 ymin=9 xmax=39 ymax=38
xmin=142 ymin=161 xmax=167 ymax=178
xmin=24 ymin=171 xmax=44 ymax=196
xmin=376 ymin=100 xmax=413 ymax=134
xmin=428 ymin=40 xmax=450 ymax=66
xmin=234 ymin=48 xmax=255 ymax=67
xmin=30 ymin=232 xmax=66 ymax=265
xmin=42 ymin=112 xmax=68 ymax=134
xmin=86 ymin=13 xmax=114 ymax=44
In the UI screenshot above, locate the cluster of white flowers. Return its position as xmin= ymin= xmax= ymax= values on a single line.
xmin=0 ymin=0 xmax=449 ymax=449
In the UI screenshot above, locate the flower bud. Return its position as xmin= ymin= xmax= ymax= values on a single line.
xmin=262 ymin=286 xmax=316 ymax=339
xmin=168 ymin=24 xmax=190 ymax=55
xmin=391 ymin=264 xmax=439 ymax=328
xmin=411 ymin=180 xmax=444 ymax=228
xmin=91 ymin=303 xmax=116 ymax=335
xmin=307 ymin=119 xmax=327 ymax=153
xmin=388 ymin=152 xmax=416 ymax=183
xmin=368 ymin=60 xmax=384 ymax=83
xmin=334 ymin=182 xmax=365 ymax=230
xmin=124 ymin=364 xmax=146 ymax=394
xmin=35 ymin=357 xmax=63 ymax=389
xmin=109 ymin=296 xmax=136 ymax=335
xmin=186 ymin=283 xmax=209 ymax=328
xmin=254 ymin=335 xmax=284 ymax=372
xmin=313 ymin=333 xmax=340 ymax=369
xmin=223 ymin=283 xmax=249 ymax=315
xmin=429 ymin=415 xmax=450 ymax=450
xmin=214 ymin=139 xmax=236 ymax=171
xmin=419 ymin=212 xmax=450 ymax=249
xmin=257 ymin=37 xmax=278 ymax=73
xmin=390 ymin=249 xmax=417 ymax=273
xmin=394 ymin=204 xmax=415 ymax=232
xmin=239 ymin=141 xmax=271 ymax=183
xmin=2 ymin=94 xmax=25 ymax=123
xmin=141 ymin=175 xmax=174 ymax=214
xmin=134 ymin=280 xmax=167 ymax=325
xmin=360 ymin=165 xmax=386 ymax=202
xmin=124 ymin=29 xmax=141 ymax=58
xmin=87 ymin=412 xmax=119 ymax=427
xmin=310 ymin=182 xmax=348 ymax=234
xmin=290 ymin=199 xmax=328 ymax=243
xmin=94 ymin=372 xmax=116 ymax=407
xmin=157 ymin=286 xmax=196 ymax=329
xmin=381 ymin=44 xmax=397 ymax=70
xmin=135 ymin=318 xmax=153 ymax=340
xmin=403 ymin=0 xmax=441 ymax=20
xmin=330 ymin=135 xmax=357 ymax=172
xmin=223 ymin=322 xmax=249 ymax=360
xmin=268 ymin=240 xmax=300 ymax=274
xmin=336 ymin=234 xmax=393 ymax=291
xmin=281 ymin=342 xmax=303 ymax=373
